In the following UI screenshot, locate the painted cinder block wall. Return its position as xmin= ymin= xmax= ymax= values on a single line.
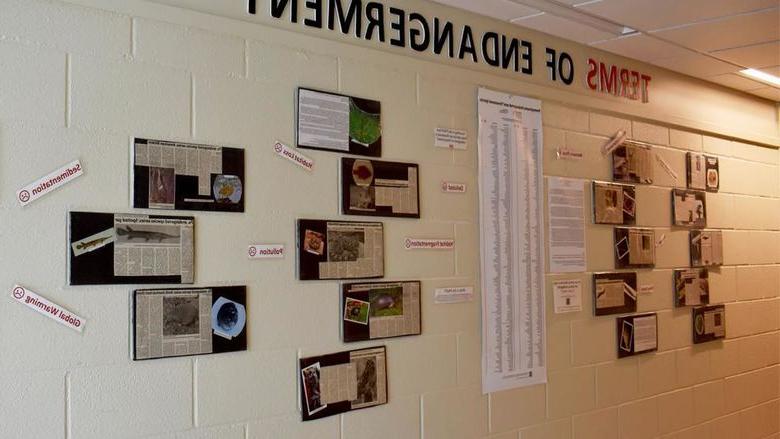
xmin=0 ymin=0 xmax=778 ymax=438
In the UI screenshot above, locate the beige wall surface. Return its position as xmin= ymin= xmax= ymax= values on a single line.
xmin=0 ymin=0 xmax=778 ymax=438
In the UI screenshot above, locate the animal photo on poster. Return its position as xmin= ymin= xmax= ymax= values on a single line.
xmin=342 ymin=281 xmax=422 ymax=342
xmin=593 ymin=181 xmax=636 ymax=225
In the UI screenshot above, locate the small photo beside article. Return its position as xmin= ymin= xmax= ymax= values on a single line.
xmin=593 ymin=181 xmax=636 ymax=225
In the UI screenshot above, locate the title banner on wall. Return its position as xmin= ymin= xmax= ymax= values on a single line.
xmin=148 ymin=0 xmax=653 ymax=104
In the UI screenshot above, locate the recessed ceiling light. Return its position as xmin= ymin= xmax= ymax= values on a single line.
xmin=740 ymin=68 xmax=780 ymax=88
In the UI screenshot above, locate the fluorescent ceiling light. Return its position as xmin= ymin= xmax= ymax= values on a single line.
xmin=508 ymin=0 xmax=637 ymax=36
xmin=740 ymin=68 xmax=780 ymax=88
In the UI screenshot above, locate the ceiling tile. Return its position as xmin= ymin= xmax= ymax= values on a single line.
xmin=512 ymin=12 xmax=615 ymax=44
xmin=706 ymin=73 xmax=768 ymax=91
xmin=651 ymin=53 xmax=741 ymax=77
xmin=711 ymin=40 xmax=780 ymax=68
xmin=429 ymin=0 xmax=540 ymax=21
xmin=748 ymin=86 xmax=780 ymax=101
xmin=651 ymin=8 xmax=780 ymax=52
xmin=758 ymin=65 xmax=780 ymax=75
xmin=578 ymin=0 xmax=779 ymax=31
xmin=591 ymin=34 xmax=692 ymax=62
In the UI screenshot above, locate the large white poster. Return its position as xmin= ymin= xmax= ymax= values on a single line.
xmin=478 ymin=88 xmax=546 ymax=393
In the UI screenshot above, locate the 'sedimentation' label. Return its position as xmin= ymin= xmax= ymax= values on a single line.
xmin=17 ymin=159 xmax=83 ymax=206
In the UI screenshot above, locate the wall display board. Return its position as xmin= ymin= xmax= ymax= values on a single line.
xmin=674 ymin=268 xmax=709 ymax=307
xmin=132 ymin=138 xmax=245 ymax=212
xmin=297 ymin=219 xmax=384 ymax=280
xmin=69 ymin=211 xmax=194 ymax=285
xmin=690 ymin=230 xmax=723 ymax=267
xmin=340 ymin=158 xmax=420 ymax=218
xmin=132 ymin=286 xmax=246 ymax=360
xmin=593 ymin=272 xmax=638 ymax=316
xmin=692 ymin=305 xmax=726 ymax=344
xmin=299 ymin=346 xmax=387 ymax=421
xmin=612 ymin=142 xmax=654 ymax=184
xmin=477 ymin=88 xmax=546 ymax=393
xmin=672 ymin=189 xmax=707 ymax=227
xmin=617 ymin=313 xmax=658 ymax=358
xmin=297 ymin=88 xmax=382 ymax=157
xmin=614 ymin=227 xmax=655 ymax=268
xmin=686 ymin=152 xmax=719 ymax=192
xmin=593 ymin=181 xmax=636 ymax=225
xmin=341 ymin=281 xmax=421 ymax=342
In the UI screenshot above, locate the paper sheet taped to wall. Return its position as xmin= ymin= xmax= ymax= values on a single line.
xmin=478 ymin=88 xmax=546 ymax=393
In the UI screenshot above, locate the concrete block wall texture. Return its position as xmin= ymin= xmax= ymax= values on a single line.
xmin=0 ymin=0 xmax=777 ymax=438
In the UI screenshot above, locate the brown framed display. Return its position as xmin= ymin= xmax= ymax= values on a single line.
xmin=132 ymin=286 xmax=247 ymax=360
xmin=692 ymin=305 xmax=725 ymax=344
xmin=612 ymin=142 xmax=654 ymax=184
xmin=342 ymin=281 xmax=422 ymax=342
xmin=296 ymin=219 xmax=384 ymax=280
xmin=593 ymin=272 xmax=638 ymax=316
xmin=614 ymin=227 xmax=655 ymax=268
xmin=299 ymin=346 xmax=388 ymax=421
xmin=296 ymin=88 xmax=382 ymax=157
xmin=672 ymin=189 xmax=706 ymax=227
xmin=686 ymin=152 xmax=719 ymax=192
xmin=617 ymin=313 xmax=658 ymax=358
xmin=689 ymin=230 xmax=723 ymax=267
xmin=674 ymin=268 xmax=709 ymax=307
xmin=341 ymin=158 xmax=420 ymax=218
xmin=68 ymin=211 xmax=194 ymax=285
xmin=592 ymin=181 xmax=636 ymax=225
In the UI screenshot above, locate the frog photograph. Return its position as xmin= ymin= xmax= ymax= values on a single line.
xmin=349 ymin=98 xmax=382 ymax=148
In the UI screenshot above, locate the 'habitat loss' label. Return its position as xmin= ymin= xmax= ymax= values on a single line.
xmin=404 ymin=238 xmax=455 ymax=250
xmin=11 ymin=285 xmax=85 ymax=332
xmin=248 ymin=244 xmax=285 ymax=259
xmin=274 ymin=141 xmax=313 ymax=171
xmin=17 ymin=159 xmax=83 ymax=206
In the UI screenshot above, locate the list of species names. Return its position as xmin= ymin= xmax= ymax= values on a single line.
xmin=478 ymin=88 xmax=546 ymax=393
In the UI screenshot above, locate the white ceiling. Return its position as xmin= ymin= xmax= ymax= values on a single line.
xmin=429 ymin=0 xmax=780 ymax=102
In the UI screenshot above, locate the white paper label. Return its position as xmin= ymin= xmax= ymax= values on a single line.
xmin=434 ymin=127 xmax=467 ymax=150
xmin=248 ymin=244 xmax=285 ymax=259
xmin=547 ymin=177 xmax=586 ymax=273
xmin=639 ymin=285 xmax=654 ymax=295
xmin=441 ymin=181 xmax=467 ymax=193
xmin=556 ymin=147 xmax=583 ymax=161
xmin=404 ymin=238 xmax=455 ymax=250
xmin=435 ymin=286 xmax=474 ymax=304
xmin=632 ymin=315 xmax=658 ymax=352
xmin=71 ymin=228 xmax=115 ymax=257
xmin=11 ymin=285 xmax=85 ymax=332
xmin=553 ymin=279 xmax=582 ymax=313
xmin=273 ymin=141 xmax=314 ymax=171
xmin=17 ymin=159 xmax=83 ymax=206
xmin=655 ymin=154 xmax=678 ymax=182
xmin=601 ymin=130 xmax=626 ymax=155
